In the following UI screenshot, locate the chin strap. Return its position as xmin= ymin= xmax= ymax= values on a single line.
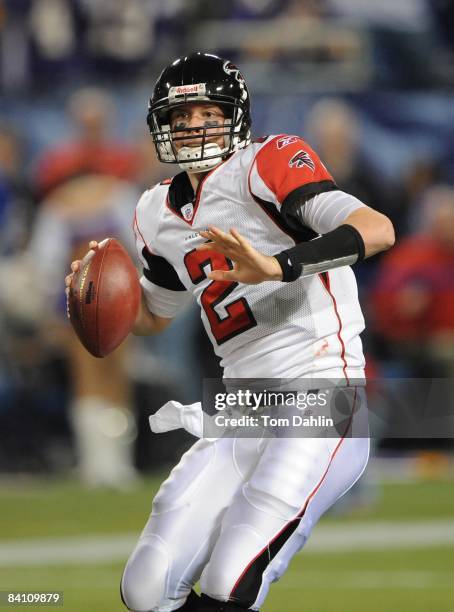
xmin=177 ymin=143 xmax=226 ymax=172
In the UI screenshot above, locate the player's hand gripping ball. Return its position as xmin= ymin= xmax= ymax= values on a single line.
xmin=67 ymin=238 xmax=141 ymax=357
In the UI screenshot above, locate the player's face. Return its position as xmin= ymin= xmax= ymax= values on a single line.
xmin=169 ymin=103 xmax=226 ymax=150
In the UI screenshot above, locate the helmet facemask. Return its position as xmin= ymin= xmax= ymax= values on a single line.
xmin=148 ymin=99 xmax=251 ymax=173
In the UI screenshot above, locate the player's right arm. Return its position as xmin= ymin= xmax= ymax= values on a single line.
xmin=132 ymin=289 xmax=173 ymax=335
xmin=65 ymin=241 xmax=173 ymax=336
xmin=133 ymin=197 xmax=192 ymax=334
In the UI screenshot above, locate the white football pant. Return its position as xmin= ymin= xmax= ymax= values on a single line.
xmin=122 ymin=389 xmax=369 ymax=611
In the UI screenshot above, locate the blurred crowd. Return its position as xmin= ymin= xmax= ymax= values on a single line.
xmin=1 ymin=0 xmax=454 ymax=93
xmin=0 ymin=1 xmax=453 ymax=483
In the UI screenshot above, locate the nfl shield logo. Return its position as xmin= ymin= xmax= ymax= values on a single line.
xmin=181 ymin=202 xmax=194 ymax=221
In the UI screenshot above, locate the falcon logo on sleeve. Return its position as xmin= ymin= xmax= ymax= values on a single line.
xmin=288 ymin=149 xmax=316 ymax=172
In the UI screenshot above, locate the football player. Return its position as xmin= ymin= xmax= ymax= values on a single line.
xmin=66 ymin=52 xmax=394 ymax=611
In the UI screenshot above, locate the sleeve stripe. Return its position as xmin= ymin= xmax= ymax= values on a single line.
xmin=142 ymin=248 xmax=186 ymax=291
xmin=140 ymin=275 xmax=191 ymax=318
xmin=250 ymin=191 xmax=318 ymax=244
xmin=281 ymin=181 xmax=338 ymax=213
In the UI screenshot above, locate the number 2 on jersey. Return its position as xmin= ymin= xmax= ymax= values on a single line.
xmin=184 ymin=249 xmax=257 ymax=345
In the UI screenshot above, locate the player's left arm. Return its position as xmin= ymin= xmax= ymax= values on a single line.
xmin=197 ymin=199 xmax=394 ymax=284
xmin=339 ymin=205 xmax=395 ymax=258
xmin=272 ymin=193 xmax=395 ymax=282
xmin=198 ymin=134 xmax=394 ymax=284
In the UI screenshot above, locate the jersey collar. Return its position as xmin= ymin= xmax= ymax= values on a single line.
xmin=166 ymin=155 xmax=232 ymax=225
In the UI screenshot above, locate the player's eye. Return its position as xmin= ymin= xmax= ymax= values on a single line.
xmin=171 ymin=111 xmax=188 ymax=122
xmin=204 ymin=110 xmax=221 ymax=118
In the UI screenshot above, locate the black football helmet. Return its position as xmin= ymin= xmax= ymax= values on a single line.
xmin=147 ymin=52 xmax=252 ymax=172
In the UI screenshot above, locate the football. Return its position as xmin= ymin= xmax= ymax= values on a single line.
xmin=68 ymin=238 xmax=141 ymax=358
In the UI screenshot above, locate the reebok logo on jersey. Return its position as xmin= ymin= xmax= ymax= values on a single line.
xmin=288 ymin=149 xmax=316 ymax=172
xmin=276 ymin=136 xmax=299 ymax=150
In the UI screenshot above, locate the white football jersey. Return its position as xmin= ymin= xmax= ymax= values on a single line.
xmin=134 ymin=134 xmax=365 ymax=381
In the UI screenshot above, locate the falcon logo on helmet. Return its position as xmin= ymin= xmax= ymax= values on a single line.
xmin=223 ymin=61 xmax=248 ymax=101
xmin=147 ymin=52 xmax=252 ymax=173
xmin=222 ymin=61 xmax=244 ymax=84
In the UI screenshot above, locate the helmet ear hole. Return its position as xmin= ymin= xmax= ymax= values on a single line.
xmin=221 ymin=104 xmax=234 ymax=120
xmin=157 ymin=109 xmax=170 ymax=125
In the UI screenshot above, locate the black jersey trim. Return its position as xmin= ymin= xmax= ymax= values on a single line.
xmin=250 ymin=191 xmax=318 ymax=244
xmin=142 ymin=247 xmax=186 ymax=291
xmin=281 ymin=180 xmax=338 ymax=217
xmin=167 ymin=171 xmax=195 ymax=217
xmin=166 ymin=157 xmax=233 ymax=226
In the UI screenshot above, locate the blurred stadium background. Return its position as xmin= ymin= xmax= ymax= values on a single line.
xmin=0 ymin=1 xmax=453 ymax=610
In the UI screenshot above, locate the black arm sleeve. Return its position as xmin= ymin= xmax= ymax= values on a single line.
xmin=274 ymin=224 xmax=365 ymax=282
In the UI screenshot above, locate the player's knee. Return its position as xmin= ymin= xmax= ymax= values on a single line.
xmin=201 ymin=559 xmax=253 ymax=608
xmin=244 ymin=482 xmax=300 ymax=520
xmin=200 ymin=558 xmax=236 ymax=604
xmin=121 ymin=536 xmax=169 ymax=611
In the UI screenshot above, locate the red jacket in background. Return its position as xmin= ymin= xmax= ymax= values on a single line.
xmin=371 ymin=235 xmax=454 ymax=341
xmin=35 ymin=141 xmax=141 ymax=196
